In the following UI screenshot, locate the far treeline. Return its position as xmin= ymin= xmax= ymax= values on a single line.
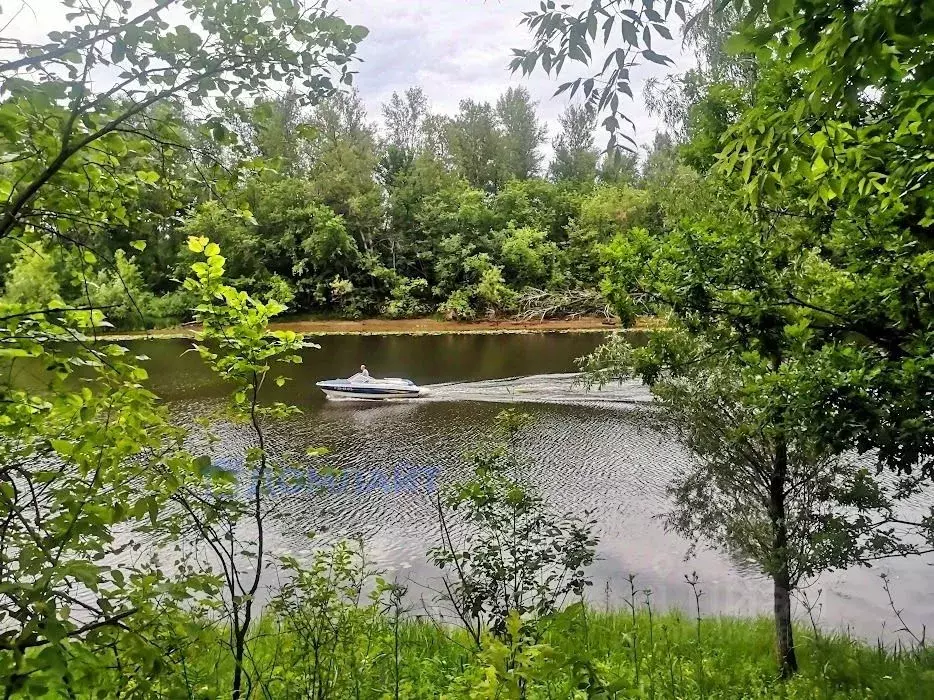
xmin=0 ymin=82 xmax=665 ymax=329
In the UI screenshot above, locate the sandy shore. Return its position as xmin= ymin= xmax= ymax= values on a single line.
xmin=103 ymin=316 xmax=663 ymax=340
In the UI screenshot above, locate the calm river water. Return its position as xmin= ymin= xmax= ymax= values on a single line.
xmin=114 ymin=333 xmax=934 ymax=638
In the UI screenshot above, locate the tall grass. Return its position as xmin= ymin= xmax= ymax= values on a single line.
xmin=157 ymin=606 xmax=933 ymax=699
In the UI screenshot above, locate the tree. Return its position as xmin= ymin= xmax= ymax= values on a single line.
xmin=598 ymin=151 xmax=639 ymax=186
xmin=310 ymin=88 xmax=375 ymax=149
xmin=446 ymin=99 xmax=505 ymax=192
xmin=428 ymin=410 xmax=597 ymax=644
xmin=636 ymin=132 xmax=677 ymax=186
xmin=305 ymin=90 xmax=382 ymax=255
xmin=549 ymin=104 xmax=599 ymax=183
xmin=183 ymin=201 xmax=266 ymax=291
xmin=382 ymin=86 xmax=430 ymax=156
xmin=382 ymin=153 xmax=458 ymax=277
xmin=592 ymin=181 xmax=933 ymax=673
xmin=584 ymin=336 xmax=903 ymax=677
xmin=241 ymin=178 xmax=361 ymax=309
xmin=180 ymin=236 xmax=306 ymax=699
xmin=495 ymin=86 xmax=547 ymax=181
xmin=422 ymin=113 xmax=453 ymax=163
xmin=234 ymin=91 xmax=314 ymax=175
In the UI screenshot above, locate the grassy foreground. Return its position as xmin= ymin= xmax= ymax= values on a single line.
xmin=159 ymin=609 xmax=932 ymax=699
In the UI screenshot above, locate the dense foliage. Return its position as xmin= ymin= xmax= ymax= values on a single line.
xmin=517 ymin=0 xmax=934 ymax=677
xmin=1 ymin=57 xmax=670 ymax=328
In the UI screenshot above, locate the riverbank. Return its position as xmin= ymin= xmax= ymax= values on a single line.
xmin=105 ymin=315 xmax=663 ymax=340
xmin=97 ymin=608 xmax=932 ymax=699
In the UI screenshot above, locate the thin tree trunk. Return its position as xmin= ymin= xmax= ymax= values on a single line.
xmin=773 ymin=567 xmax=797 ymax=678
xmin=770 ymin=432 xmax=798 ymax=678
xmin=232 ymin=627 xmax=246 ymax=700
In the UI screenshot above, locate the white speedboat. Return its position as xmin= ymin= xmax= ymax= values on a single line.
xmin=316 ymin=373 xmax=424 ymax=400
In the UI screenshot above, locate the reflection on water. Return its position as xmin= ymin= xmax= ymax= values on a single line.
xmin=53 ymin=334 xmax=934 ymax=638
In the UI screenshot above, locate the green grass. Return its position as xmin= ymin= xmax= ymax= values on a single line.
xmin=165 ymin=608 xmax=934 ymax=699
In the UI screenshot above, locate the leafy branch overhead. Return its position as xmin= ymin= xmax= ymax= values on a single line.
xmin=0 ymin=0 xmax=368 ymax=242
xmin=510 ymin=0 xmax=684 ymax=151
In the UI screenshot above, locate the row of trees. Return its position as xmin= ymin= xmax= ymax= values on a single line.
xmin=0 ymin=79 xmax=653 ymax=328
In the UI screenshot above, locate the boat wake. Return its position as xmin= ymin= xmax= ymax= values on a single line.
xmin=421 ymin=373 xmax=652 ymax=408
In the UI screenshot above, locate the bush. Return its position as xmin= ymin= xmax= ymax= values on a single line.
xmin=268 ymin=542 xmax=406 ymax=699
xmin=1 ymin=242 xmax=61 ymax=308
xmin=476 ymin=265 xmax=517 ymax=316
xmin=386 ymin=279 xmax=429 ymax=318
xmin=148 ymin=289 xmax=195 ymax=326
xmin=260 ymin=273 xmax=296 ymax=306
xmin=439 ymin=288 xmax=477 ymax=321
xmin=497 ymin=224 xmax=558 ymax=289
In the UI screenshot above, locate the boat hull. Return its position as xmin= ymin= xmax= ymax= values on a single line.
xmin=316 ymin=380 xmax=423 ymax=400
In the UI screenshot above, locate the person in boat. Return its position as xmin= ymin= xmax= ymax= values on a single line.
xmin=350 ymin=364 xmax=372 ymax=382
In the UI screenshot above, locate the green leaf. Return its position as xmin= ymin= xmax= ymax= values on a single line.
xmin=621 ymin=20 xmax=638 ymax=46
xmin=723 ymin=33 xmax=753 ymax=54
xmin=50 ymin=439 xmax=74 ymax=457
xmin=111 ymin=39 xmax=126 ymax=63
xmin=135 ymin=170 xmax=160 ymax=184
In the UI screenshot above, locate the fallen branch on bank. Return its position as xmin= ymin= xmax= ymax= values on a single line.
xmin=514 ymin=288 xmax=616 ymax=322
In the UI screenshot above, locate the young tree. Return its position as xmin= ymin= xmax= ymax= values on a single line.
xmin=180 ymin=236 xmax=307 ymax=699
xmin=495 ymin=86 xmax=547 ymax=181
xmin=549 ymin=104 xmax=599 ymax=183
xmin=584 ymin=335 xmax=907 ymax=677
xmin=429 ymin=410 xmax=597 ymax=644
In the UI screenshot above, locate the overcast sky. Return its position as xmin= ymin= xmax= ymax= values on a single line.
xmin=332 ymin=0 xmax=692 ymax=150
xmin=3 ymin=0 xmax=693 ymax=152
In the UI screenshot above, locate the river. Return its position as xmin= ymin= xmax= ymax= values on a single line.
xmin=84 ymin=333 xmax=934 ymax=639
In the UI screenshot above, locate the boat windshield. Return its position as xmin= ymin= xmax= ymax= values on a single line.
xmin=347 ymin=372 xmax=372 ymax=382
